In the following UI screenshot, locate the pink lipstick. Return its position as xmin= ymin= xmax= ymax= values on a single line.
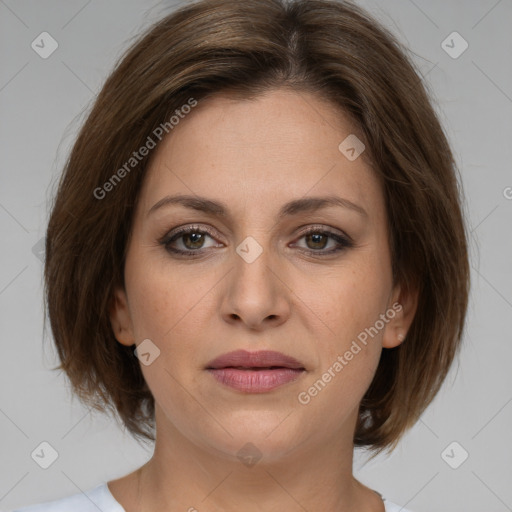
xmin=206 ymin=349 xmax=306 ymax=393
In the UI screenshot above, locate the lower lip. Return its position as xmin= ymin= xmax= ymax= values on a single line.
xmin=207 ymin=368 xmax=305 ymax=392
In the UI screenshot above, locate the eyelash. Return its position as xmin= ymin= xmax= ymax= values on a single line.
xmin=159 ymin=224 xmax=354 ymax=258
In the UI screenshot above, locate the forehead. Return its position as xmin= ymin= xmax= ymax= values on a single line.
xmin=136 ymin=88 xmax=383 ymax=221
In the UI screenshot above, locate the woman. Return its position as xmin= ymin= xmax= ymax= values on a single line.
xmin=12 ymin=0 xmax=470 ymax=510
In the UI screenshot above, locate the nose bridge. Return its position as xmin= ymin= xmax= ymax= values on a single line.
xmin=221 ymin=232 xmax=290 ymax=329
xmin=233 ymin=234 xmax=277 ymax=301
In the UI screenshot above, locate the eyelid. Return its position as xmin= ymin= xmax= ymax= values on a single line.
xmin=161 ymin=222 xmax=351 ymax=240
xmin=160 ymin=223 xmax=351 ymax=245
xmin=289 ymin=226 xmax=354 ymax=255
xmin=294 ymin=224 xmax=353 ymax=243
xmin=160 ymin=222 xmax=354 ymax=258
xmin=159 ymin=223 xmax=221 ymax=243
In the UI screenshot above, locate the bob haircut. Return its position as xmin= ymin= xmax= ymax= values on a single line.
xmin=44 ymin=0 xmax=470 ymax=457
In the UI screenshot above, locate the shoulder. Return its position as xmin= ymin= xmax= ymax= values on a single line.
xmin=384 ymin=498 xmax=415 ymax=512
xmin=8 ymin=483 xmax=124 ymax=512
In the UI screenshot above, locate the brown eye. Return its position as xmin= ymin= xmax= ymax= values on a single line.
xmin=161 ymin=225 xmax=221 ymax=256
xmin=292 ymin=227 xmax=354 ymax=256
xmin=305 ymin=232 xmax=329 ymax=250
xmin=181 ymin=231 xmax=207 ymax=250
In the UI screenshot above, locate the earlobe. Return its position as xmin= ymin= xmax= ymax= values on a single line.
xmin=109 ymin=286 xmax=135 ymax=346
xmin=382 ymin=281 xmax=419 ymax=349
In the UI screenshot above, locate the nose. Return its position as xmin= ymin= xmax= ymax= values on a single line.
xmin=221 ymin=241 xmax=291 ymax=331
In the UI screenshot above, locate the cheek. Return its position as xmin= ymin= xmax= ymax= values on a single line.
xmin=124 ymin=254 xmax=223 ymax=390
xmin=124 ymin=259 xmax=210 ymax=412
xmin=126 ymin=252 xmax=208 ymax=342
xmin=293 ymin=264 xmax=390 ymax=430
xmin=305 ymin=248 xmax=392 ymax=404
xmin=303 ymin=259 xmax=391 ymax=357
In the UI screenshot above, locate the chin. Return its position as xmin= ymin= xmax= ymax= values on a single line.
xmin=201 ymin=412 xmax=306 ymax=464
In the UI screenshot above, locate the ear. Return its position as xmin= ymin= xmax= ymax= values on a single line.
xmin=109 ymin=285 xmax=135 ymax=346
xmin=382 ymin=280 xmax=419 ymax=349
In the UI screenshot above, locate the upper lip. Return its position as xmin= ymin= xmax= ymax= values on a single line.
xmin=206 ymin=350 xmax=305 ymax=370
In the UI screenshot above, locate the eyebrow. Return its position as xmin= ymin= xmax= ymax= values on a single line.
xmin=147 ymin=194 xmax=367 ymax=219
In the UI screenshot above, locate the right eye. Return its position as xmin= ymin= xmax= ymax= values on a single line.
xmin=160 ymin=225 xmax=223 ymax=257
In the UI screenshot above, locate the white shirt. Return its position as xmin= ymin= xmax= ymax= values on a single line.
xmin=8 ymin=482 xmax=414 ymax=511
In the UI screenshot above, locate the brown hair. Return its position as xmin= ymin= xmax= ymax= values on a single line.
xmin=44 ymin=0 xmax=470 ymax=457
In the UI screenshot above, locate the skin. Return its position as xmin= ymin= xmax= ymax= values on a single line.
xmin=109 ymin=87 xmax=418 ymax=512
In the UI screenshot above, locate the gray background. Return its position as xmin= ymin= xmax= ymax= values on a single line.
xmin=1 ymin=1 xmax=511 ymax=511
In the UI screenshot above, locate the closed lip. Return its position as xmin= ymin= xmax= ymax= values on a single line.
xmin=206 ymin=350 xmax=305 ymax=370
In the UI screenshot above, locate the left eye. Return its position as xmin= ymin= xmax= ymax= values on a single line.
xmin=291 ymin=228 xmax=353 ymax=255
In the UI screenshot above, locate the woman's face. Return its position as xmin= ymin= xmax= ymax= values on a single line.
xmin=110 ymin=87 xmax=412 ymax=462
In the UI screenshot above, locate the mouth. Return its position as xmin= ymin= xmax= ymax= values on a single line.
xmin=206 ymin=367 xmax=306 ymax=392
xmin=212 ymin=366 xmax=301 ymax=370
xmin=205 ymin=350 xmax=306 ymax=393
xmin=205 ymin=349 xmax=305 ymax=371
